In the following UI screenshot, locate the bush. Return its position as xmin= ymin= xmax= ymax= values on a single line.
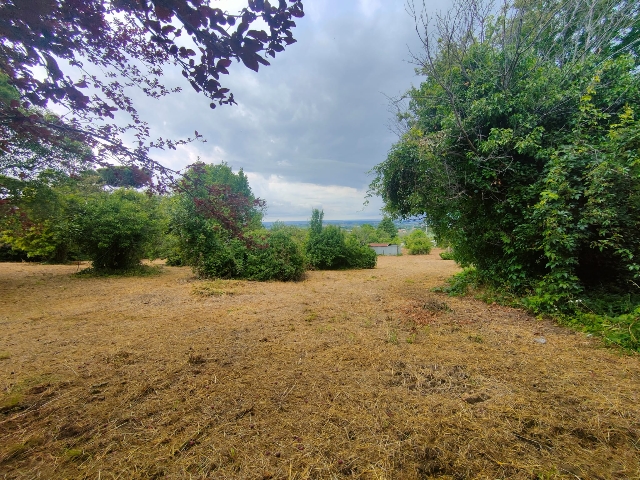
xmin=192 ymin=235 xmax=248 ymax=279
xmin=245 ymin=229 xmax=305 ymax=281
xmin=76 ymin=189 xmax=159 ymax=271
xmin=439 ymin=250 xmax=455 ymax=260
xmin=344 ymin=235 xmax=377 ymax=268
xmin=405 ymin=229 xmax=432 ymax=255
xmin=168 ymin=162 xmax=266 ymax=278
xmin=369 ymin=0 xmax=640 ymax=306
xmin=306 ymin=225 xmax=347 ymax=269
xmin=433 ymin=268 xmax=480 ymax=296
xmin=0 ymin=171 xmax=98 ymax=263
xmin=305 ymin=209 xmax=377 ymax=270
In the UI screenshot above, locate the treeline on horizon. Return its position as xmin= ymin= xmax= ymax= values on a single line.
xmin=0 ymin=162 xmax=413 ymax=279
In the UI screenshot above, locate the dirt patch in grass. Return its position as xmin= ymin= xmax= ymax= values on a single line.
xmin=1 ymin=252 xmax=639 ymax=479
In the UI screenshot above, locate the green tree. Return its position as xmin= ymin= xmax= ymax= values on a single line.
xmin=306 ymin=209 xmax=376 ymax=269
xmin=0 ymin=170 xmax=101 ymax=262
xmin=169 ymin=162 xmax=265 ymax=278
xmin=376 ymin=216 xmax=397 ymax=241
xmin=350 ymin=224 xmax=380 ymax=245
xmin=76 ymin=189 xmax=160 ymax=270
xmin=405 ymin=229 xmax=432 ymax=255
xmin=309 ymin=208 xmax=324 ymax=237
xmin=370 ymin=0 xmax=640 ymax=307
xmin=0 ymin=1 xmax=304 ymax=178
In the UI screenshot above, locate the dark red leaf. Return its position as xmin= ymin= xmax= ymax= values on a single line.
xmin=155 ymin=5 xmax=173 ymax=22
xmin=240 ymin=53 xmax=260 ymax=72
xmin=247 ymin=29 xmax=269 ymax=42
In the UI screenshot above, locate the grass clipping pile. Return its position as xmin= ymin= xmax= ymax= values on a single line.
xmin=1 ymin=252 xmax=639 ymax=479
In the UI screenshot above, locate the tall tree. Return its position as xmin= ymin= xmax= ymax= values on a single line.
xmin=169 ymin=162 xmax=265 ymax=277
xmin=0 ymin=0 xmax=304 ymax=180
xmin=376 ymin=216 xmax=397 ymax=241
xmin=371 ymin=0 xmax=640 ymax=305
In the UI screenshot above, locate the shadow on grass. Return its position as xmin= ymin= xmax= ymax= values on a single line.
xmin=74 ymin=264 xmax=164 ymax=278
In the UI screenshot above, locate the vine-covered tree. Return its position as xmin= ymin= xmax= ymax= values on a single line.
xmin=169 ymin=162 xmax=265 ymax=277
xmin=0 ymin=0 xmax=304 ymax=179
xmin=370 ymin=0 xmax=640 ymax=308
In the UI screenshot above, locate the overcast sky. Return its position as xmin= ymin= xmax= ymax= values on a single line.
xmin=131 ymin=0 xmax=448 ymax=221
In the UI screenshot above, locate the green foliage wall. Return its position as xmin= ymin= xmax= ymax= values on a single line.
xmin=76 ymin=189 xmax=160 ymax=270
xmin=370 ymin=0 xmax=640 ymax=308
xmin=0 ymin=171 xmax=100 ymax=262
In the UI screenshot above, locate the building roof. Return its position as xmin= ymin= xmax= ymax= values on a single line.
xmin=369 ymin=243 xmax=395 ymax=247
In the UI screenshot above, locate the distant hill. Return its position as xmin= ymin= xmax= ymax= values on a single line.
xmin=263 ymin=218 xmax=426 ymax=231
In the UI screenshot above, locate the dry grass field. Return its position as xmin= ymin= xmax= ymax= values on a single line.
xmin=1 ymin=251 xmax=639 ymax=479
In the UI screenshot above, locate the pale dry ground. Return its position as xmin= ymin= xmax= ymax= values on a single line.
xmin=0 ymin=252 xmax=639 ymax=479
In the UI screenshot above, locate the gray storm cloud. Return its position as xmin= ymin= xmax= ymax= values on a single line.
xmin=124 ymin=1 xmax=450 ymax=218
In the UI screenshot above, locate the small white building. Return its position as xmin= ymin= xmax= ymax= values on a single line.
xmin=369 ymin=243 xmax=401 ymax=256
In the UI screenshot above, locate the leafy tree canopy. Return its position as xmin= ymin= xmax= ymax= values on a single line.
xmin=97 ymin=165 xmax=152 ymax=188
xmin=0 ymin=73 xmax=94 ymax=180
xmin=376 ymin=216 xmax=397 ymax=241
xmin=77 ymin=188 xmax=161 ymax=270
xmin=0 ymin=0 xmax=304 ymax=180
xmin=169 ymin=161 xmax=265 ymax=277
xmin=370 ymin=0 xmax=640 ymax=307
xmin=0 ymin=169 xmax=101 ymax=262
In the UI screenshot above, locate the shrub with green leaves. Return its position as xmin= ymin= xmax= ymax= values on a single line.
xmin=245 ymin=229 xmax=305 ymax=281
xmin=404 ymin=229 xmax=432 ymax=255
xmin=370 ymin=0 xmax=640 ymax=311
xmin=169 ymin=162 xmax=264 ymax=278
xmin=305 ymin=209 xmax=376 ymax=270
xmin=306 ymin=224 xmax=347 ymax=269
xmin=0 ymin=170 xmax=100 ymax=263
xmin=169 ymin=162 xmax=308 ymax=280
xmin=76 ymin=189 xmax=160 ymax=270
xmin=439 ymin=250 xmax=455 ymax=261
xmin=344 ymin=234 xmax=377 ymax=268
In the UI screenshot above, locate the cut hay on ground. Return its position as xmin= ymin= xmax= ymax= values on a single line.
xmin=1 ymin=251 xmax=639 ymax=479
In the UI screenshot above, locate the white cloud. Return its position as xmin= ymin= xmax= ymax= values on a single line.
xmin=246 ymin=172 xmax=383 ymax=221
xmin=358 ymin=0 xmax=382 ymax=17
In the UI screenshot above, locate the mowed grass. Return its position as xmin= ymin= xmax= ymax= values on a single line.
xmin=0 ymin=253 xmax=639 ymax=479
